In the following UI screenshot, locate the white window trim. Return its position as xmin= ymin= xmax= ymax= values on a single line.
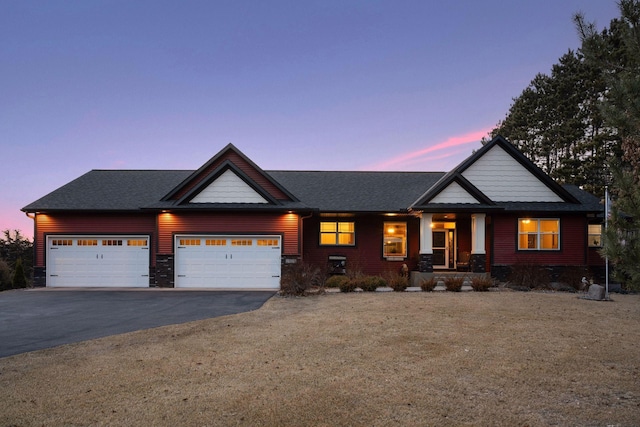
xmin=319 ymin=221 xmax=355 ymax=246
xmin=518 ymin=218 xmax=560 ymax=251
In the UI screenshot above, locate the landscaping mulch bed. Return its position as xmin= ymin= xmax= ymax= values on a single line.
xmin=1 ymin=292 xmax=638 ymax=426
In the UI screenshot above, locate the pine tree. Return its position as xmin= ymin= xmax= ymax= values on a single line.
xmin=576 ymin=0 xmax=640 ymax=290
xmin=0 ymin=230 xmax=33 ymax=288
xmin=493 ymin=47 xmax=619 ymax=196
xmin=11 ymin=258 xmax=27 ymax=289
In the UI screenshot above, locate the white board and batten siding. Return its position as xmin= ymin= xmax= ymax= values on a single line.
xmin=174 ymin=235 xmax=281 ymax=289
xmin=47 ymin=235 xmax=150 ymax=287
xmin=462 ymin=145 xmax=564 ymax=202
xmin=191 ymin=170 xmax=268 ymax=203
xmin=429 ymin=181 xmax=480 ymax=204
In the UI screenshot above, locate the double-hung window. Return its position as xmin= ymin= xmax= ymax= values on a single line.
xmin=518 ymin=218 xmax=560 ymax=250
xmin=320 ymin=221 xmax=355 ymax=246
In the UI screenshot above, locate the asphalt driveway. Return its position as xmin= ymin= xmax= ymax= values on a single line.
xmin=0 ymin=289 xmax=275 ymax=358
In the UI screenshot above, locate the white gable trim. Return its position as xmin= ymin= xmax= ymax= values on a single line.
xmin=190 ymin=169 xmax=269 ymax=204
xmin=429 ymin=181 xmax=479 ymax=204
xmin=461 ymin=145 xmax=563 ymax=202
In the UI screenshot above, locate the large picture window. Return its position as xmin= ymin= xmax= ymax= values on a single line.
xmin=518 ymin=218 xmax=560 ymax=250
xmin=383 ymin=222 xmax=407 ymax=258
xmin=320 ymin=221 xmax=355 ymax=246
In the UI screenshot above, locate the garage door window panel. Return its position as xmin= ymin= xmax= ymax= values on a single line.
xmin=206 ymin=239 xmax=226 ymax=246
xmin=232 ymin=239 xmax=252 ymax=246
xmin=128 ymin=239 xmax=148 ymax=246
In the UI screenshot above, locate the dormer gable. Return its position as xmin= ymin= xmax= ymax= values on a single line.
xmin=412 ymin=173 xmax=493 ymax=207
xmin=162 ymin=143 xmax=298 ymax=204
xmin=190 ymin=168 xmax=268 ymax=204
xmin=430 ymin=181 xmax=480 ymax=204
xmin=180 ymin=161 xmax=275 ymax=204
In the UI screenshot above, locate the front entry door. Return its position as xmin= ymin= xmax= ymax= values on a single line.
xmin=433 ymin=229 xmax=455 ymax=269
xmin=432 ymin=230 xmax=448 ymax=269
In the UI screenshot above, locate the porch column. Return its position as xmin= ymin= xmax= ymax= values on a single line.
xmin=419 ymin=213 xmax=433 ymax=272
xmin=470 ymin=213 xmax=486 ymax=272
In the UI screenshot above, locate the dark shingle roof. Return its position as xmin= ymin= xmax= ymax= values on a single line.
xmin=266 ymin=171 xmax=445 ymax=212
xmin=22 ymin=170 xmax=192 ymax=211
xmin=22 ymin=169 xmax=602 ymax=214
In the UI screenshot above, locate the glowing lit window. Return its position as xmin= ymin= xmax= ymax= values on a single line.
xmin=78 ymin=239 xmax=97 ymax=246
xmin=518 ymin=219 xmax=559 ymax=250
xmin=206 ymin=239 xmax=226 ymax=246
xmin=588 ymin=224 xmax=602 ymax=247
xmin=179 ymin=239 xmax=201 ymax=246
xmin=127 ymin=239 xmax=148 ymax=246
xmin=232 ymin=239 xmax=252 ymax=246
xmin=102 ymin=239 xmax=123 ymax=246
xmin=51 ymin=239 xmax=73 ymax=246
xmin=383 ymin=222 xmax=407 ymax=258
xmin=320 ymin=222 xmax=355 ymax=246
xmin=257 ymin=239 xmax=279 ymax=247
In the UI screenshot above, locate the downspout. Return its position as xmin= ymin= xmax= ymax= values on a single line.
xmin=298 ymin=212 xmax=313 ymax=262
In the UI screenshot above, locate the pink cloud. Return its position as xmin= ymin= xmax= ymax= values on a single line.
xmin=367 ymin=127 xmax=492 ymax=171
xmin=399 ymin=148 xmax=467 ymax=168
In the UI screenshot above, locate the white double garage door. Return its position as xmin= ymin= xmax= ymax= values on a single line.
xmin=47 ymin=235 xmax=281 ymax=289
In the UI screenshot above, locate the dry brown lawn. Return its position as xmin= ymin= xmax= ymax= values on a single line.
xmin=1 ymin=291 xmax=639 ymax=427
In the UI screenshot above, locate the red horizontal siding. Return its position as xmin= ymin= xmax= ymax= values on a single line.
xmin=302 ymin=215 xmax=420 ymax=276
xmin=172 ymin=152 xmax=290 ymax=201
xmin=158 ymin=212 xmax=299 ymax=255
xmin=492 ymin=214 xmax=586 ymax=266
xmin=587 ymin=247 xmax=606 ymax=267
xmin=34 ymin=213 xmax=156 ymax=266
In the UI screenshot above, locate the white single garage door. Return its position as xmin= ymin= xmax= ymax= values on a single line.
xmin=175 ymin=235 xmax=281 ymax=289
xmin=47 ymin=236 xmax=150 ymax=287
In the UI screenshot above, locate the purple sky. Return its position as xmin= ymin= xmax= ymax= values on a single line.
xmin=1 ymin=1 xmax=620 ymax=239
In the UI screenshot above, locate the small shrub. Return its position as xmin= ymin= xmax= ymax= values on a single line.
xmin=280 ymin=262 xmax=322 ymax=296
xmin=339 ymin=279 xmax=358 ymax=293
xmin=358 ymin=276 xmax=386 ymax=292
xmin=385 ymin=271 xmax=408 ymax=292
xmin=347 ymin=276 xmax=366 ymax=291
xmin=471 ymin=274 xmax=493 ymax=292
xmin=444 ymin=275 xmax=464 ymax=292
xmin=12 ymin=258 xmax=28 ymax=289
xmin=420 ymin=276 xmax=437 ymax=292
xmin=325 ymin=275 xmax=350 ymax=288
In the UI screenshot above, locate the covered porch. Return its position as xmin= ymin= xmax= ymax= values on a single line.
xmin=415 ymin=212 xmax=490 ymax=273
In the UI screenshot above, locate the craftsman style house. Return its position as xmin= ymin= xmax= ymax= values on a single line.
xmin=23 ymin=136 xmax=605 ymax=289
